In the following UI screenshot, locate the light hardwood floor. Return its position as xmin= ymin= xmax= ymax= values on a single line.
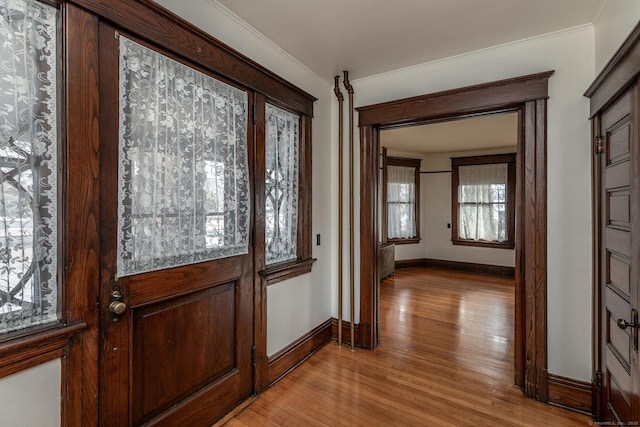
xmin=223 ymin=267 xmax=592 ymax=426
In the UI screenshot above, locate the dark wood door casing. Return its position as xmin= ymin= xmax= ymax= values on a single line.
xmin=356 ymin=71 xmax=553 ymax=401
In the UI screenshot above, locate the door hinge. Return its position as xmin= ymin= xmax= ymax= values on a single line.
xmin=252 ymin=104 xmax=257 ymax=124
xmin=252 ymin=228 xmax=256 ymax=248
xmin=251 ymin=345 xmax=256 ymax=366
xmin=594 ymin=370 xmax=603 ymax=390
xmin=595 ymin=136 xmax=604 ymax=155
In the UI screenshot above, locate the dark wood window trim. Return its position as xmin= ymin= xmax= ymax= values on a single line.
xmin=258 ymin=103 xmax=316 ymax=286
xmin=385 ymin=156 xmax=421 ymax=244
xmin=0 ymin=322 xmax=85 ymax=379
xmin=451 ymin=153 xmax=516 ymax=249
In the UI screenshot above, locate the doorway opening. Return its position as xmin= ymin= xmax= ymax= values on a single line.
xmin=378 ymin=111 xmax=518 ymax=386
xmin=356 ymin=71 xmax=553 ymax=400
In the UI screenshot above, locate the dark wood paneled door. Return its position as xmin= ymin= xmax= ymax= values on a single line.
xmin=596 ymin=82 xmax=640 ymax=423
xmin=97 ymin=24 xmax=254 ymax=426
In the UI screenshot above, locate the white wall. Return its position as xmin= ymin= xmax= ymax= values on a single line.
xmin=352 ymin=25 xmax=595 ymax=381
xmin=594 ymin=0 xmax=640 ymax=72
xmin=155 ymin=0 xmax=335 ymax=356
xmin=0 ymin=359 xmax=61 ymax=427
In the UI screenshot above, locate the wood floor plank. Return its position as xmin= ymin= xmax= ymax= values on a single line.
xmin=222 ymin=267 xmax=591 ymax=426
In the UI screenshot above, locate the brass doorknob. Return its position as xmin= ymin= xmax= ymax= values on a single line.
xmin=109 ymin=301 xmax=127 ymax=315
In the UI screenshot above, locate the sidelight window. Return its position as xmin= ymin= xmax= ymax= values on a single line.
xmin=117 ymin=37 xmax=250 ymax=277
xmin=265 ymin=104 xmax=299 ymax=265
xmin=0 ymin=0 xmax=59 ymax=334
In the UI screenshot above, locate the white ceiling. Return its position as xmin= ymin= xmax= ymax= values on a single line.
xmin=215 ymin=0 xmax=606 ymax=81
xmin=380 ymin=112 xmax=518 ymax=154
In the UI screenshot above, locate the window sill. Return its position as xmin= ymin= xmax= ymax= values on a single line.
xmin=388 ymin=237 xmax=421 ymax=245
xmin=260 ymin=257 xmax=317 ymax=285
xmin=452 ymin=239 xmax=515 ymax=250
xmin=0 ymin=321 xmax=86 ymax=379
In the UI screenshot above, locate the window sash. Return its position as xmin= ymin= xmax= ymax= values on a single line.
xmin=451 ymin=154 xmax=515 ymax=247
xmin=265 ymin=104 xmax=299 ymax=265
xmin=117 ymin=37 xmax=250 ymax=277
xmin=387 ymin=163 xmax=418 ymax=240
xmin=457 ymin=164 xmax=508 ymax=242
xmin=0 ymin=0 xmax=59 ymax=334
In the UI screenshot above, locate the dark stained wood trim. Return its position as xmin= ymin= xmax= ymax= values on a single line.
xmin=394 ymin=259 xmax=427 ymax=269
xmin=394 ymin=258 xmax=515 ymax=277
xmin=358 ymin=72 xmax=552 ymax=400
xmin=359 ymin=125 xmax=380 ymax=349
xmin=0 ymin=323 xmax=85 ymax=378
xmin=590 ymin=114 xmax=604 ymax=420
xmin=357 ymin=71 xmax=553 ymax=127
xmin=258 ymin=107 xmax=316 ymax=286
xmin=253 ymin=93 xmax=269 ymax=393
xmin=267 ymin=320 xmax=332 ymax=385
xmin=451 ymin=153 xmax=517 ymax=249
xmin=63 ymin=4 xmax=102 ymax=425
xmin=514 ymin=110 xmax=525 ymax=389
xmin=450 ymin=153 xmax=516 ymax=166
xmin=299 ymin=114 xmax=313 ymax=260
xmin=260 ymin=258 xmax=317 ymax=286
xmin=386 ymin=156 xmax=421 ymax=242
xmin=522 ymin=99 xmax=549 ymax=401
xmin=69 ymin=0 xmax=315 ymax=116
xmin=585 ymin=21 xmax=640 ymax=117
xmin=331 ymin=318 xmax=361 ymax=347
xmin=388 ymin=237 xmax=421 ymax=245
xmin=548 ymin=374 xmax=593 ymax=415
xmin=426 ymin=259 xmax=515 ymax=278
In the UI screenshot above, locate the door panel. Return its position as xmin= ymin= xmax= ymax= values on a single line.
xmin=598 ymin=81 xmax=639 ymax=423
xmin=98 ymin=23 xmax=254 ymax=426
xmin=132 ymin=283 xmax=236 ymax=424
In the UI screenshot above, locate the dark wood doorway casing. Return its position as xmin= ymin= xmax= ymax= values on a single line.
xmin=357 ymin=71 xmax=554 ymax=400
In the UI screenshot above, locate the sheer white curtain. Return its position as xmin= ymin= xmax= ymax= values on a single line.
xmin=0 ymin=0 xmax=58 ymax=333
xmin=265 ymin=104 xmax=299 ymax=265
xmin=118 ymin=37 xmax=250 ymax=277
xmin=458 ymin=163 xmax=508 ymax=242
xmin=387 ymin=165 xmax=416 ymax=239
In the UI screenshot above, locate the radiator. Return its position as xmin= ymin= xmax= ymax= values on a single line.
xmin=379 ymin=243 xmax=395 ymax=280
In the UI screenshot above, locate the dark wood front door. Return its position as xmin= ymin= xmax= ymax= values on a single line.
xmin=97 ymin=24 xmax=254 ymax=426
xmin=596 ymin=82 xmax=640 ymax=423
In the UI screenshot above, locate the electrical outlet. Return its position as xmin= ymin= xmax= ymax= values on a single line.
xmin=447 ymin=223 xmax=451 ymax=229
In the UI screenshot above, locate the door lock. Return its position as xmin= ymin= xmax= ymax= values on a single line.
xmin=108 ymin=290 xmax=127 ymax=315
xmin=617 ymin=309 xmax=639 ymax=352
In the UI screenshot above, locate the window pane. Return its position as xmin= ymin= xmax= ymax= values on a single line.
xmin=387 ymin=165 xmax=416 ymax=239
xmin=0 ymin=0 xmax=58 ymax=333
xmin=265 ymin=104 xmax=299 ymax=265
xmin=458 ymin=163 xmax=507 ymax=242
xmin=117 ymin=37 xmax=250 ymax=277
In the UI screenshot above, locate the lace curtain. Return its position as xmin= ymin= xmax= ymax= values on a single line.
xmin=265 ymin=104 xmax=299 ymax=265
xmin=387 ymin=165 xmax=416 ymax=239
xmin=0 ymin=0 xmax=58 ymax=333
xmin=458 ymin=163 xmax=508 ymax=242
xmin=118 ymin=37 xmax=250 ymax=277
